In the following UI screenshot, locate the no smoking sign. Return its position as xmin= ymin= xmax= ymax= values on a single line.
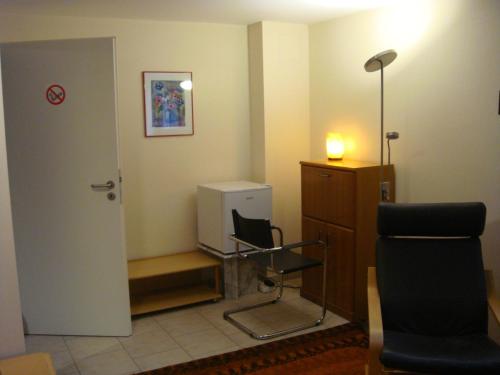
xmin=46 ymin=84 xmax=66 ymax=105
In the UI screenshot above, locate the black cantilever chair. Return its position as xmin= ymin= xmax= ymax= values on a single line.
xmin=223 ymin=209 xmax=327 ymax=340
xmin=367 ymin=202 xmax=500 ymax=374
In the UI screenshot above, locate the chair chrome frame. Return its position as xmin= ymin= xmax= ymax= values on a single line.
xmin=223 ymin=229 xmax=328 ymax=340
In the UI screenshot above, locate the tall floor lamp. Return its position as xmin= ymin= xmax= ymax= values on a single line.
xmin=364 ymin=49 xmax=397 ymax=201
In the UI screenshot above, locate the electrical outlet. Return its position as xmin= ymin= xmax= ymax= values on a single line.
xmin=381 ymin=181 xmax=391 ymax=202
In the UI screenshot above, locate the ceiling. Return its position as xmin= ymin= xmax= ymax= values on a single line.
xmin=0 ymin=0 xmax=406 ymax=25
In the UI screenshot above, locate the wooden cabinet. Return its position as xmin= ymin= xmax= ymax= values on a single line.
xmin=300 ymin=160 xmax=394 ymax=321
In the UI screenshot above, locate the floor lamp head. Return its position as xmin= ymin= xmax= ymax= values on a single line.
xmin=364 ymin=49 xmax=397 ymax=72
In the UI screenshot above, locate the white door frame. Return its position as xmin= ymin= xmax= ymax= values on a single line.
xmin=0 ymin=52 xmax=25 ymax=357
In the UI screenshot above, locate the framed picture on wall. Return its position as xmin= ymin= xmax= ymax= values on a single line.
xmin=143 ymin=71 xmax=194 ymax=137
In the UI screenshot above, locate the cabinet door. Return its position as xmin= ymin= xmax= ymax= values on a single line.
xmin=301 ymin=166 xmax=355 ymax=228
xmin=326 ymin=223 xmax=355 ymax=318
xmin=324 ymin=170 xmax=355 ymax=228
xmin=300 ymin=217 xmax=326 ymax=302
xmin=302 ymin=166 xmax=328 ymax=221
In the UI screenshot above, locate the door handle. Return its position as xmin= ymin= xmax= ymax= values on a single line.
xmin=91 ymin=180 xmax=115 ymax=190
xmin=319 ymin=174 xmax=331 ymax=178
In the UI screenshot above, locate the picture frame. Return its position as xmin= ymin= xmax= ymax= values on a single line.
xmin=143 ymin=71 xmax=194 ymax=137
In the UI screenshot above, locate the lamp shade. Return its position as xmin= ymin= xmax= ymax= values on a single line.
xmin=326 ymin=133 xmax=344 ymax=160
xmin=364 ymin=49 xmax=397 ymax=72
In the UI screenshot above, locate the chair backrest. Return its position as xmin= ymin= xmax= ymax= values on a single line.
xmin=232 ymin=209 xmax=274 ymax=249
xmin=376 ymin=202 xmax=487 ymax=337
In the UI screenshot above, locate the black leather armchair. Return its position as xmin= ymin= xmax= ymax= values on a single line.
xmin=368 ymin=202 xmax=500 ymax=374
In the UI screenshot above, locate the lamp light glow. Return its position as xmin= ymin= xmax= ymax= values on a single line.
xmin=376 ymin=1 xmax=432 ymax=54
xmin=326 ymin=133 xmax=345 ymax=160
xmin=180 ymin=80 xmax=192 ymax=90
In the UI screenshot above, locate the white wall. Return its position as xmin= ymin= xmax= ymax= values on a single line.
xmin=0 ymin=58 xmax=25 ymax=358
xmin=248 ymin=22 xmax=310 ymax=243
xmin=0 ymin=13 xmax=251 ymax=259
xmin=310 ymin=0 xmax=500 ymax=338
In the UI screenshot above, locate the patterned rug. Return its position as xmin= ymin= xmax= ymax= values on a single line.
xmin=136 ymin=323 xmax=368 ymax=375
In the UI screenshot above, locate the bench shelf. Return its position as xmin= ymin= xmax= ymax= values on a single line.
xmin=128 ymin=250 xmax=222 ymax=316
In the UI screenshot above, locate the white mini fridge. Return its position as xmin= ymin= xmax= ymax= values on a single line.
xmin=197 ymin=181 xmax=272 ymax=255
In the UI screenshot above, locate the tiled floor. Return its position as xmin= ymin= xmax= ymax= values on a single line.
xmin=24 ymin=288 xmax=348 ymax=375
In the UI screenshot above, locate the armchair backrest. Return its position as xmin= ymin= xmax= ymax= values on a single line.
xmin=232 ymin=209 xmax=274 ymax=249
xmin=376 ymin=202 xmax=487 ymax=337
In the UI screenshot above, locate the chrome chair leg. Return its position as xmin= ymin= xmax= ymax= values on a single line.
xmin=223 ymin=247 xmax=328 ymax=341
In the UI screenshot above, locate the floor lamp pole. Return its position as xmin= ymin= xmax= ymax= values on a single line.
xmin=364 ymin=49 xmax=397 ymax=202
xmin=380 ymin=61 xmax=385 ymax=201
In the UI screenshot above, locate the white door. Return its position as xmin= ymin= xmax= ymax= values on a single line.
xmin=1 ymin=38 xmax=131 ymax=336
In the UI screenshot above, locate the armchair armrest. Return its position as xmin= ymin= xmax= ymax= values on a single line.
xmin=229 ymin=235 xmax=325 ymax=256
xmin=228 ymin=234 xmax=282 ymax=257
xmin=271 ymin=226 xmax=283 ymax=247
xmin=367 ymin=267 xmax=383 ymax=375
xmin=485 ymin=269 xmax=500 ymax=326
xmin=282 ymin=239 xmax=325 ymax=252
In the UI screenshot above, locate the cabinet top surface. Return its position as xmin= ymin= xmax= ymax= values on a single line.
xmin=301 ymin=159 xmax=381 ymax=170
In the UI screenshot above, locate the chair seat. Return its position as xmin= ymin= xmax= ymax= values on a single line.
xmin=381 ymin=330 xmax=500 ymax=374
xmin=246 ymin=250 xmax=322 ymax=274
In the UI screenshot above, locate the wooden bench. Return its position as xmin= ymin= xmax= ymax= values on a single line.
xmin=0 ymin=353 xmax=56 ymax=375
xmin=128 ymin=250 xmax=222 ymax=315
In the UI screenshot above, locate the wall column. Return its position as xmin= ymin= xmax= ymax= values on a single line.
xmin=248 ymin=21 xmax=310 ymax=244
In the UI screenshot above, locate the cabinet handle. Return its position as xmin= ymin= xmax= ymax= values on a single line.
xmin=319 ymin=174 xmax=331 ymax=178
